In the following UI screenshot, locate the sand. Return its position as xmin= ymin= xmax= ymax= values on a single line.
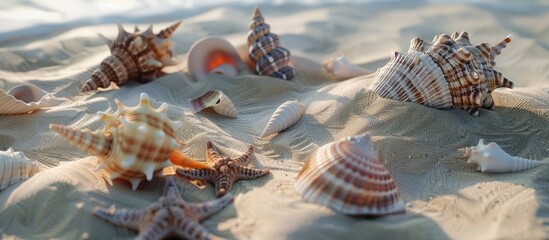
xmin=1 ymin=1 xmax=548 ymax=239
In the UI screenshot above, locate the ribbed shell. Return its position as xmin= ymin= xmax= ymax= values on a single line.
xmin=50 ymin=93 xmax=178 ymax=190
xmin=247 ymin=6 xmax=295 ymax=80
xmin=260 ymin=100 xmax=304 ymax=138
xmin=81 ymin=22 xmax=181 ymax=92
xmin=459 ymin=139 xmax=544 ymax=173
xmin=371 ymin=32 xmax=514 ymax=116
xmin=189 ymin=90 xmax=237 ymax=118
xmin=0 ymin=84 xmax=51 ymax=115
xmin=0 ymin=148 xmax=39 ymax=190
xmin=295 ymin=135 xmax=405 ymax=216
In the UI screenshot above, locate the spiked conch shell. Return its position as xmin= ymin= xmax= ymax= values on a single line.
xmin=0 ymin=148 xmax=39 ymax=191
xmin=370 ymin=32 xmax=513 ymax=116
xmin=295 ymin=134 xmax=405 ymax=216
xmin=81 ymin=22 xmax=181 ymax=92
xmin=189 ymin=90 xmax=237 ymax=118
xmin=247 ymin=6 xmax=295 ymax=80
xmin=260 ymin=100 xmax=304 ymax=138
xmin=50 ymin=93 xmax=210 ymax=190
xmin=458 ymin=139 xmax=544 ymax=173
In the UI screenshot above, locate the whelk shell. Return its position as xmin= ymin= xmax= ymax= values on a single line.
xmin=0 ymin=84 xmax=52 ymax=115
xmin=0 ymin=148 xmax=39 ymax=191
xmin=187 ymin=37 xmax=245 ymax=82
xmin=189 ymin=90 xmax=238 ymax=118
xmin=260 ymin=100 xmax=304 ymax=138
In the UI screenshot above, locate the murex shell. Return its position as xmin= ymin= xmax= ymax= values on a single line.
xmin=247 ymin=7 xmax=295 ymax=80
xmin=189 ymin=90 xmax=237 ymax=118
xmin=459 ymin=139 xmax=544 ymax=173
xmin=50 ymin=93 xmax=208 ymax=190
xmin=187 ymin=37 xmax=245 ymax=82
xmin=0 ymin=148 xmax=39 ymax=190
xmin=295 ymin=134 xmax=405 ymax=216
xmin=0 ymin=84 xmax=51 ymax=115
xmin=370 ymin=32 xmax=513 ymax=116
xmin=81 ymin=22 xmax=181 ymax=92
xmin=260 ymin=100 xmax=304 ymax=138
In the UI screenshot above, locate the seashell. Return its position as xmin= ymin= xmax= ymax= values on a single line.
xmin=322 ymin=55 xmax=370 ymax=81
xmin=50 ymin=93 xmax=210 ymax=190
xmin=370 ymin=32 xmax=514 ymax=116
xmin=81 ymin=22 xmax=181 ymax=92
xmin=260 ymin=100 xmax=304 ymax=138
xmin=187 ymin=37 xmax=245 ymax=82
xmin=0 ymin=84 xmax=52 ymax=115
xmin=295 ymin=134 xmax=405 ymax=216
xmin=247 ymin=6 xmax=295 ymax=80
xmin=189 ymin=90 xmax=237 ymax=118
xmin=458 ymin=139 xmax=544 ymax=173
xmin=0 ymin=148 xmax=39 ymax=190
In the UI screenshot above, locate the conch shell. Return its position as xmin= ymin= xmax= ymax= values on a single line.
xmin=458 ymin=139 xmax=544 ymax=173
xmin=0 ymin=148 xmax=39 ymax=191
xmin=247 ymin=6 xmax=295 ymax=80
xmin=295 ymin=134 xmax=405 ymax=216
xmin=50 ymin=93 xmax=210 ymax=190
xmin=189 ymin=90 xmax=237 ymax=118
xmin=0 ymin=84 xmax=52 ymax=115
xmin=81 ymin=22 xmax=181 ymax=92
xmin=187 ymin=37 xmax=245 ymax=82
xmin=260 ymin=100 xmax=304 ymax=138
xmin=370 ymin=32 xmax=513 ymax=116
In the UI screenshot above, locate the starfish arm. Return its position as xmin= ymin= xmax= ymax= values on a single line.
xmin=236 ymin=165 xmax=270 ymax=180
xmin=163 ymin=176 xmax=181 ymax=199
xmin=92 ymin=206 xmax=143 ymax=230
xmin=187 ymin=193 xmax=233 ymax=221
xmin=176 ymin=168 xmax=215 ymax=181
xmin=206 ymin=141 xmax=223 ymax=164
xmin=135 ymin=212 xmax=171 ymax=240
xmin=231 ymin=144 xmax=254 ymax=165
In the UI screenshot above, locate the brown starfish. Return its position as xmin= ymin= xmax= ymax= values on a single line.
xmin=176 ymin=141 xmax=270 ymax=197
xmin=92 ymin=176 xmax=232 ymax=240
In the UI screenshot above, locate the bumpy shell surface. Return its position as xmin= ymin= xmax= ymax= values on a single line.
xmin=260 ymin=100 xmax=304 ymax=138
xmin=187 ymin=37 xmax=245 ymax=82
xmin=371 ymin=32 xmax=513 ymax=116
xmin=0 ymin=84 xmax=51 ymax=115
xmin=459 ymin=139 xmax=544 ymax=173
xmin=50 ymin=93 xmax=178 ymax=190
xmin=81 ymin=22 xmax=181 ymax=92
xmin=247 ymin=7 xmax=295 ymax=80
xmin=189 ymin=90 xmax=237 ymax=118
xmin=0 ymin=148 xmax=39 ymax=190
xmin=295 ymin=134 xmax=405 ymax=216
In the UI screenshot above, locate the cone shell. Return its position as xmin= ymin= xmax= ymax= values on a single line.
xmin=260 ymin=100 xmax=304 ymax=138
xmin=81 ymin=22 xmax=181 ymax=92
xmin=371 ymin=32 xmax=514 ymax=116
xmin=295 ymin=135 xmax=405 ymax=216
xmin=189 ymin=90 xmax=237 ymax=118
xmin=459 ymin=139 xmax=544 ymax=173
xmin=247 ymin=6 xmax=295 ymax=80
xmin=187 ymin=37 xmax=245 ymax=82
xmin=0 ymin=148 xmax=39 ymax=191
xmin=50 ymin=93 xmax=179 ymax=190
xmin=0 ymin=84 xmax=51 ymax=115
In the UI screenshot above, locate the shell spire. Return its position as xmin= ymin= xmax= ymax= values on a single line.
xmin=247 ymin=6 xmax=295 ymax=80
xmin=49 ymin=124 xmax=112 ymax=157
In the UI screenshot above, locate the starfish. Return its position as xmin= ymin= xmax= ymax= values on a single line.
xmin=92 ymin=176 xmax=232 ymax=240
xmin=176 ymin=141 xmax=270 ymax=197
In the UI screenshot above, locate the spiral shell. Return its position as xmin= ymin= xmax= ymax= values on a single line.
xmin=260 ymin=100 xmax=304 ymax=138
xmin=0 ymin=84 xmax=52 ymax=115
xmin=295 ymin=135 xmax=405 ymax=216
xmin=0 ymin=148 xmax=39 ymax=191
xmin=81 ymin=22 xmax=181 ymax=92
xmin=459 ymin=139 xmax=544 ymax=173
xmin=247 ymin=6 xmax=295 ymax=80
xmin=370 ymin=32 xmax=513 ymax=116
xmin=189 ymin=90 xmax=237 ymax=118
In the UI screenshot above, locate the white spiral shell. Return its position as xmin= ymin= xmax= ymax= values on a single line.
xmin=189 ymin=90 xmax=238 ymax=118
xmin=0 ymin=148 xmax=39 ymax=190
xmin=260 ymin=100 xmax=304 ymax=138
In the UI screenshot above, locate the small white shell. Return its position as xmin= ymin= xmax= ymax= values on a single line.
xmin=189 ymin=90 xmax=238 ymax=118
xmin=322 ymin=55 xmax=370 ymax=81
xmin=1 ymin=148 xmax=39 ymax=190
xmin=0 ymin=84 xmax=51 ymax=115
xmin=260 ymin=100 xmax=304 ymax=138
xmin=187 ymin=37 xmax=245 ymax=82
xmin=459 ymin=139 xmax=544 ymax=173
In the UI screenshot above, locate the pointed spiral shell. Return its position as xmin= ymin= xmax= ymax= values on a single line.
xmin=260 ymin=100 xmax=304 ymax=138
xmin=0 ymin=148 xmax=39 ymax=190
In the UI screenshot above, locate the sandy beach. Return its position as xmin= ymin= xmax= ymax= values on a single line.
xmin=0 ymin=1 xmax=548 ymax=239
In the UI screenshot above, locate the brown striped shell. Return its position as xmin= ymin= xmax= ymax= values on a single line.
xmin=247 ymin=7 xmax=295 ymax=80
xmin=295 ymin=134 xmax=405 ymax=216
xmin=81 ymin=22 xmax=181 ymax=92
xmin=370 ymin=32 xmax=513 ymax=116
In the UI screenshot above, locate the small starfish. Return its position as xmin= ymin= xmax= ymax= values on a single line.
xmin=176 ymin=141 xmax=270 ymax=197
xmin=93 ymin=176 xmax=232 ymax=240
